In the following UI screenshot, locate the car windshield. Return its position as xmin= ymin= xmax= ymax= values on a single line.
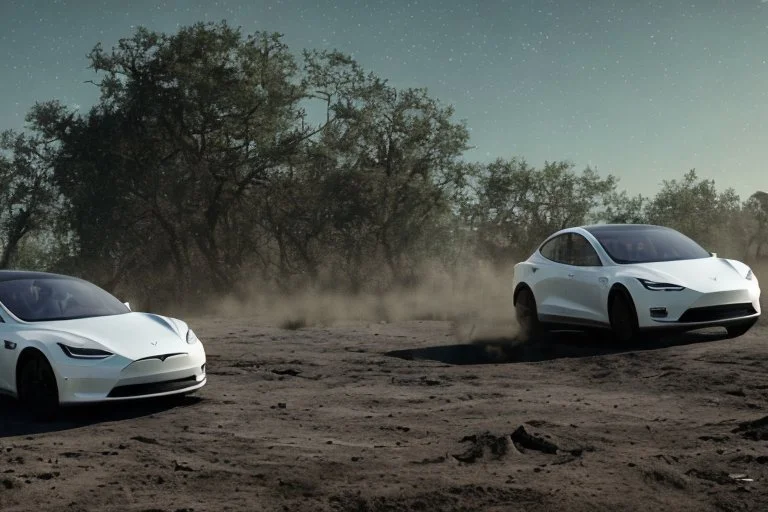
xmin=588 ymin=226 xmax=711 ymax=264
xmin=0 ymin=277 xmax=129 ymax=322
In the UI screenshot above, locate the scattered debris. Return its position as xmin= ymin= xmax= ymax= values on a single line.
xmin=698 ymin=435 xmax=729 ymax=442
xmin=452 ymin=424 xmax=583 ymax=463
xmin=272 ymin=368 xmax=301 ymax=377
xmin=173 ymin=461 xmax=194 ymax=472
xmin=453 ymin=432 xmax=509 ymax=463
xmin=130 ymin=436 xmax=159 ymax=445
xmin=413 ymin=456 xmax=447 ymax=465
xmin=642 ymin=466 xmax=689 ymax=490
xmin=685 ymin=469 xmax=733 ymax=485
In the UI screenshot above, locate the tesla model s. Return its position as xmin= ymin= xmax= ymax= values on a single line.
xmin=512 ymin=224 xmax=761 ymax=342
xmin=0 ymin=271 xmax=207 ymax=418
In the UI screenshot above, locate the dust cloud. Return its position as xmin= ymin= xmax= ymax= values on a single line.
xmin=210 ymin=260 xmax=520 ymax=343
xmin=200 ymin=233 xmax=768 ymax=343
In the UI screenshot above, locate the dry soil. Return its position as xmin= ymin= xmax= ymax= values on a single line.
xmin=2 ymin=314 xmax=768 ymax=511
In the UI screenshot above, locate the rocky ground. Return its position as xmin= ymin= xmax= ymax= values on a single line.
xmin=1 ymin=316 xmax=768 ymax=511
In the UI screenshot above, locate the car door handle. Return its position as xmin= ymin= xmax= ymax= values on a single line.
xmin=568 ymin=273 xmax=575 ymax=278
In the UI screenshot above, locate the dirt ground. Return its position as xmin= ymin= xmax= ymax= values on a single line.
xmin=1 ymin=314 xmax=768 ymax=511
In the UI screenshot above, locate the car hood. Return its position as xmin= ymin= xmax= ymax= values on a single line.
xmin=32 ymin=312 xmax=190 ymax=361
xmin=619 ymin=257 xmax=752 ymax=293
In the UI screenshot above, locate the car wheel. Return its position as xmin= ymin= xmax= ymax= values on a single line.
xmin=725 ymin=320 xmax=757 ymax=339
xmin=609 ymin=292 xmax=639 ymax=344
xmin=515 ymin=287 xmax=541 ymax=340
xmin=17 ymin=353 xmax=60 ymax=420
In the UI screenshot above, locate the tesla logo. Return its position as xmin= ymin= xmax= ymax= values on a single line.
xmin=150 ymin=341 xmax=158 ymax=346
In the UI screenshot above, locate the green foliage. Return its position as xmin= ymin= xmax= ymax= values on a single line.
xmin=0 ymin=130 xmax=58 ymax=268
xmin=594 ymin=191 xmax=646 ymax=224
xmin=644 ymin=170 xmax=741 ymax=252
xmin=463 ymin=159 xmax=618 ymax=262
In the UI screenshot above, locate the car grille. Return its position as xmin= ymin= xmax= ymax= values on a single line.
xmin=678 ymin=303 xmax=757 ymax=323
xmin=107 ymin=375 xmax=198 ymax=398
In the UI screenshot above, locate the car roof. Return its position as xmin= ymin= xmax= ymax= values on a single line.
xmin=0 ymin=270 xmax=75 ymax=283
xmin=581 ymin=223 xmax=672 ymax=235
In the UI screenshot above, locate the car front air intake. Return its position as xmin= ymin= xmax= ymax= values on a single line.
xmin=678 ymin=303 xmax=757 ymax=323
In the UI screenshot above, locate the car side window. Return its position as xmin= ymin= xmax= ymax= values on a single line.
xmin=568 ymin=233 xmax=602 ymax=266
xmin=539 ymin=234 xmax=568 ymax=264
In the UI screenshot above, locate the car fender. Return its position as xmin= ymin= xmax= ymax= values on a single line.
xmin=2 ymin=337 xmax=59 ymax=396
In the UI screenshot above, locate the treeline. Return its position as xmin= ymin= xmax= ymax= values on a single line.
xmin=1 ymin=22 xmax=767 ymax=307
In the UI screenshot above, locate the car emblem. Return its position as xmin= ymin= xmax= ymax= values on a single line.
xmin=710 ymin=276 xmax=718 ymax=281
xmin=150 ymin=341 xmax=158 ymax=346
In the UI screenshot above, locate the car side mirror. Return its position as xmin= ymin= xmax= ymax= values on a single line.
xmin=123 ymin=301 xmax=131 ymax=311
xmin=710 ymin=252 xmax=717 ymax=258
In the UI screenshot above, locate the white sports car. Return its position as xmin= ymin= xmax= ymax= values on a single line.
xmin=513 ymin=224 xmax=761 ymax=342
xmin=0 ymin=271 xmax=207 ymax=418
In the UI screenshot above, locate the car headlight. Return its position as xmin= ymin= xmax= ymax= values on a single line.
xmin=186 ymin=329 xmax=200 ymax=345
xmin=58 ymin=343 xmax=113 ymax=359
xmin=637 ymin=278 xmax=685 ymax=291
xmin=746 ymin=269 xmax=754 ymax=281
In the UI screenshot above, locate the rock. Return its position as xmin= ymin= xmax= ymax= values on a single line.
xmin=511 ymin=426 xmax=558 ymax=454
xmin=453 ymin=432 xmax=509 ymax=463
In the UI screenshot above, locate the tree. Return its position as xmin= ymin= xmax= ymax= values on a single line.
xmin=464 ymin=159 xmax=617 ymax=262
xmin=29 ymin=22 xmax=318 ymax=298
xmin=594 ymin=190 xmax=646 ymax=224
xmin=0 ymin=130 xmax=58 ymax=268
xmin=301 ymin=50 xmax=472 ymax=284
xmin=743 ymin=191 xmax=768 ymax=259
xmin=645 ymin=170 xmax=741 ymax=252
xmin=25 ymin=24 xmax=472 ymax=299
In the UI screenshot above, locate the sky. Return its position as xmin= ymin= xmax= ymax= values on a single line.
xmin=1 ymin=0 xmax=767 ymax=199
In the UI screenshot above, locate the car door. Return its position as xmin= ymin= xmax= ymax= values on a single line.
xmin=563 ymin=233 xmax=610 ymax=325
xmin=534 ymin=234 xmax=575 ymax=320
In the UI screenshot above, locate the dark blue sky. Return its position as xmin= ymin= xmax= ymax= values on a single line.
xmin=1 ymin=0 xmax=767 ymax=198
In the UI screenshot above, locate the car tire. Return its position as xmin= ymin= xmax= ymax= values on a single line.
xmin=515 ymin=287 xmax=542 ymax=340
xmin=725 ymin=319 xmax=757 ymax=339
xmin=609 ymin=291 xmax=640 ymax=344
xmin=17 ymin=353 xmax=60 ymax=421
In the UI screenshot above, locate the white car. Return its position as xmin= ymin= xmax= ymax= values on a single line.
xmin=0 ymin=271 xmax=206 ymax=418
xmin=513 ymin=224 xmax=761 ymax=342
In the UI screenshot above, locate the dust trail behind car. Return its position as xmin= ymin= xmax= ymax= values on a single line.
xmin=209 ymin=260 xmax=520 ymax=344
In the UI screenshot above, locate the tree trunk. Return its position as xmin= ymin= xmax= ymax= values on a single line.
xmin=0 ymin=210 xmax=32 ymax=269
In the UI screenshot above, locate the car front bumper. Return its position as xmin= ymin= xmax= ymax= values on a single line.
xmin=633 ymin=282 xmax=761 ymax=330
xmin=54 ymin=342 xmax=207 ymax=404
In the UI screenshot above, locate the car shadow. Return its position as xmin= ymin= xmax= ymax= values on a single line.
xmin=0 ymin=395 xmax=203 ymax=438
xmin=385 ymin=329 xmax=730 ymax=365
